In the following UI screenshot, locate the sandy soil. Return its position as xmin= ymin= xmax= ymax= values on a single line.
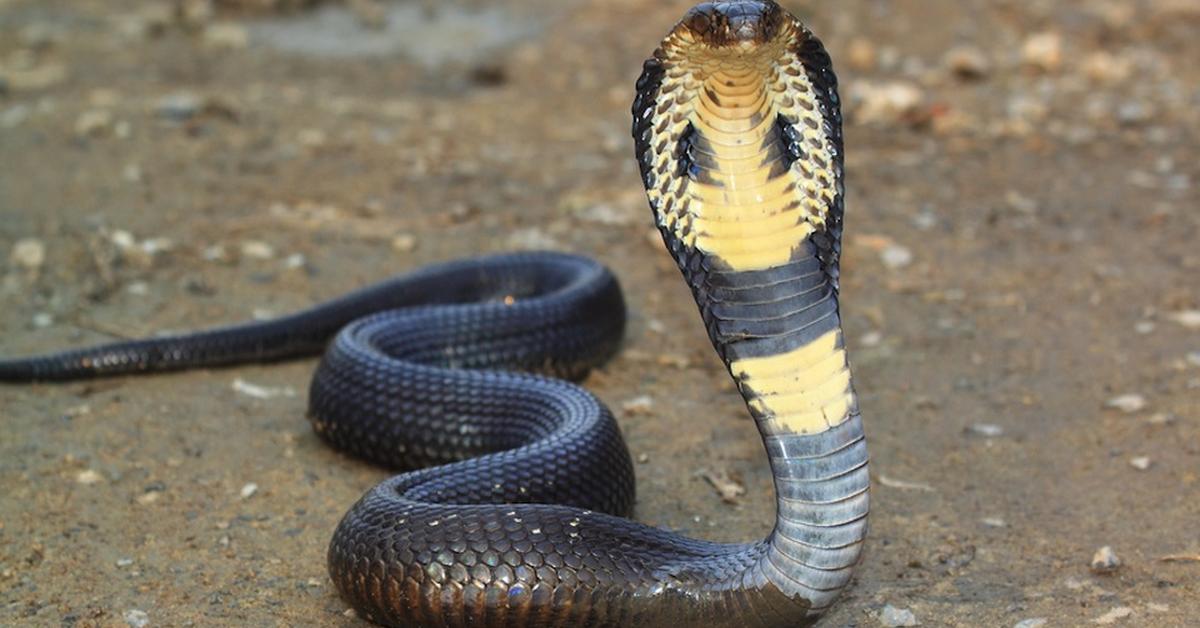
xmin=2 ymin=0 xmax=1198 ymax=626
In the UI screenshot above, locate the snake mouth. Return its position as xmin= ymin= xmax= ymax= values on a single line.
xmin=675 ymin=1 xmax=785 ymax=49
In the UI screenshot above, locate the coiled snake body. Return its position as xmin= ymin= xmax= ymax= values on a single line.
xmin=1 ymin=2 xmax=867 ymax=626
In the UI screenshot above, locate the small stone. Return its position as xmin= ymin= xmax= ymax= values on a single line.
xmin=1134 ymin=320 xmax=1155 ymax=334
xmin=3 ymin=63 xmax=67 ymax=91
xmin=1104 ymin=394 xmax=1146 ymax=414
xmin=969 ymin=423 xmax=1004 ymax=437
xmin=1021 ymin=32 xmax=1063 ymax=72
xmin=283 ymin=253 xmax=306 ymax=269
xmin=506 ymin=228 xmax=561 ymax=250
xmin=203 ymin=22 xmax=249 ymax=49
xmin=1129 ymin=456 xmax=1151 ymax=471
xmin=1090 ymin=546 xmax=1121 ymax=574
xmin=1083 ymin=52 xmax=1132 ymax=83
xmin=74 ymin=109 xmax=113 ymax=137
xmin=137 ymin=490 xmax=161 ymax=505
xmin=621 ymin=395 xmax=654 ymax=416
xmin=1146 ymin=413 xmax=1175 ymax=426
xmin=943 ymin=46 xmax=990 ymax=80
xmin=1093 ymin=607 xmax=1133 ymax=625
xmin=1146 ymin=603 xmax=1169 ymax=613
xmin=32 ymin=312 xmax=53 ymax=328
xmin=240 ymin=240 xmax=275 ymax=259
xmin=1166 ymin=310 xmax=1200 ymax=329
xmin=851 ymin=81 xmax=924 ymax=125
xmin=1187 ymin=351 xmax=1200 ymax=368
xmin=10 ymin=238 xmax=46 ymax=270
xmin=879 ymin=604 xmax=919 ymax=627
xmin=156 ymin=91 xmax=203 ymax=121
xmin=116 ymin=558 xmax=134 ymax=567
xmin=879 ymin=244 xmax=913 ymax=270
xmin=76 ymin=469 xmax=103 ymax=485
xmin=391 ymin=233 xmax=417 ymax=253
xmin=860 ymin=330 xmax=883 ymax=348
xmin=1 ymin=104 xmax=31 ymax=128
xmin=240 ymin=482 xmax=258 ymax=499
xmin=123 ymin=609 xmax=149 ymax=628
xmin=1014 ymin=620 xmax=1048 ymax=628
xmin=981 ymin=517 xmax=1007 ymax=528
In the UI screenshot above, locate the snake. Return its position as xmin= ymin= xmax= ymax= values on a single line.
xmin=0 ymin=2 xmax=867 ymax=626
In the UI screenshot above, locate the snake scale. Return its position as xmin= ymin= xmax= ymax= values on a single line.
xmin=1 ymin=2 xmax=868 ymax=626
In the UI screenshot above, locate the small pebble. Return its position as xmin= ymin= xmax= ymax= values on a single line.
xmin=74 ymin=109 xmax=113 ymax=137
xmin=137 ymin=490 xmax=161 ymax=505
xmin=1186 ymin=351 xmax=1200 ymax=368
xmin=156 ymin=91 xmax=202 ymax=121
xmin=1104 ymin=394 xmax=1146 ymax=414
xmin=391 ymin=233 xmax=417 ymax=253
xmin=1133 ymin=320 xmax=1154 ymax=334
xmin=283 ymin=253 xmax=306 ymax=269
xmin=860 ymin=330 xmax=883 ymax=348
xmin=846 ymin=37 xmax=877 ymax=71
xmin=76 ymin=469 xmax=103 ymax=485
xmin=1090 ymin=546 xmax=1121 ymax=574
xmin=1129 ymin=456 xmax=1151 ymax=471
xmin=116 ymin=558 xmax=134 ymax=568
xmin=879 ymin=604 xmax=919 ymax=627
xmin=1093 ymin=607 xmax=1133 ymax=625
xmin=1167 ymin=310 xmax=1200 ymax=329
xmin=1021 ymin=32 xmax=1063 ymax=72
xmin=621 ymin=395 xmax=654 ymax=416
xmin=1013 ymin=620 xmax=1047 ymax=628
xmin=32 ymin=312 xmax=53 ymax=328
xmin=240 ymin=240 xmax=275 ymax=259
xmin=851 ymin=82 xmax=924 ymax=125
xmin=969 ymin=423 xmax=1004 ymax=437
xmin=123 ymin=609 xmax=149 ymax=628
xmin=879 ymin=244 xmax=913 ymax=270
xmin=10 ymin=238 xmax=46 ymax=270
xmin=981 ymin=517 xmax=1007 ymax=528
xmin=1146 ymin=413 xmax=1174 ymax=426
xmin=240 ymin=482 xmax=258 ymax=499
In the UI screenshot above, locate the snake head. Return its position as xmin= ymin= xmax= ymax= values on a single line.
xmin=678 ymin=1 xmax=786 ymax=49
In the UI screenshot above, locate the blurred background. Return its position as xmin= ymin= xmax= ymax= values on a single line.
xmin=1 ymin=0 xmax=1197 ymax=626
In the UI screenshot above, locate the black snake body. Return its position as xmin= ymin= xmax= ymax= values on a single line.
xmin=1 ymin=2 xmax=868 ymax=626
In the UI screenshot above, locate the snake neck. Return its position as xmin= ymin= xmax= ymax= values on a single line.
xmin=634 ymin=4 xmax=866 ymax=615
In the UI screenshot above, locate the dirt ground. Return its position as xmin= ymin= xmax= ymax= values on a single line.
xmin=2 ymin=0 xmax=1198 ymax=626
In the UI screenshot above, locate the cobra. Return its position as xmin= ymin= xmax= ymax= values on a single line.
xmin=0 ymin=2 xmax=866 ymax=626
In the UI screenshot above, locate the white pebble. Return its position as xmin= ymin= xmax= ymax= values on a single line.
xmin=1167 ymin=310 xmax=1200 ymax=329
xmin=1104 ymin=394 xmax=1146 ymax=413
xmin=1133 ymin=320 xmax=1154 ymax=334
xmin=1129 ymin=456 xmax=1151 ymax=471
xmin=969 ymin=423 xmax=1004 ymax=437
xmin=240 ymin=240 xmax=275 ymax=259
xmin=76 ymin=469 xmax=103 ymax=485
xmin=860 ymin=331 xmax=883 ymax=347
xmin=1014 ymin=620 xmax=1048 ymax=628
xmin=116 ymin=558 xmax=134 ymax=567
xmin=32 ymin=312 xmax=53 ymax=328
xmin=879 ymin=604 xmax=919 ymax=627
xmin=1091 ymin=546 xmax=1121 ymax=574
xmin=391 ymin=233 xmax=417 ymax=253
xmin=981 ymin=517 xmax=1007 ymax=528
xmin=284 ymin=253 xmax=306 ymax=269
xmin=240 ymin=482 xmax=258 ymax=499
xmin=110 ymin=229 xmax=136 ymax=249
xmin=123 ymin=609 xmax=149 ymax=627
xmin=879 ymin=244 xmax=913 ymax=270
xmin=10 ymin=238 xmax=46 ymax=270
xmin=1021 ymin=32 xmax=1062 ymax=72
xmin=621 ymin=395 xmax=654 ymax=416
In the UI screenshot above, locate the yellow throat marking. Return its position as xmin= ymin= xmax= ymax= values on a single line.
xmin=732 ymin=329 xmax=855 ymax=434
